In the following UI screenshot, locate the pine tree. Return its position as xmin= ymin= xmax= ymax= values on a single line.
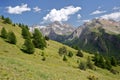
xmin=24 ymin=25 xmax=29 ymax=30
xmin=68 ymin=51 xmax=73 ymax=57
xmin=94 ymin=53 xmax=100 ymax=66
xmin=111 ymin=56 xmax=117 ymax=66
xmin=94 ymin=54 xmax=106 ymax=69
xmin=1 ymin=15 xmax=4 ymax=20
xmin=76 ymin=50 xmax=83 ymax=57
xmin=7 ymin=31 xmax=17 ymax=44
xmin=13 ymin=24 xmax=16 ymax=27
xmin=22 ymin=39 xmax=35 ymax=54
xmin=105 ymin=58 xmax=112 ymax=70
xmin=18 ymin=23 xmax=22 ymax=27
xmin=1 ymin=27 xmax=7 ymax=39
xmin=98 ymin=55 xmax=105 ymax=68
xmin=32 ymin=29 xmax=46 ymax=49
xmin=63 ymin=55 xmax=67 ymax=61
xmin=94 ymin=54 xmax=113 ymax=70
xmin=45 ymin=36 xmax=49 ymax=40
xmin=4 ymin=17 xmax=12 ymax=24
xmin=22 ymin=27 xmax=31 ymax=39
xmin=87 ymin=56 xmax=94 ymax=70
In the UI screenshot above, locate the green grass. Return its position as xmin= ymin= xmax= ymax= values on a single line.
xmin=0 ymin=19 xmax=120 ymax=80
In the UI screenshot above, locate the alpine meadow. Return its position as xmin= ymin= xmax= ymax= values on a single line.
xmin=0 ymin=0 xmax=120 ymax=80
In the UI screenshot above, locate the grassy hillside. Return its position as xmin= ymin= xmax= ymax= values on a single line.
xmin=0 ymin=19 xmax=120 ymax=80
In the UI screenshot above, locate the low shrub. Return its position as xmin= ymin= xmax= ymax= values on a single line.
xmin=42 ymin=56 xmax=46 ymax=61
xmin=79 ymin=61 xmax=86 ymax=70
xmin=87 ymin=75 xmax=98 ymax=80
xmin=110 ymin=69 xmax=119 ymax=74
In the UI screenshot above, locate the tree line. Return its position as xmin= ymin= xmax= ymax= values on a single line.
xmin=0 ymin=15 xmax=47 ymax=54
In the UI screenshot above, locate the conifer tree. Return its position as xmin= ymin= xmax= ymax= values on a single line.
xmin=22 ymin=27 xmax=31 ymax=39
xmin=18 ymin=23 xmax=22 ymax=27
xmin=68 ymin=51 xmax=73 ymax=57
xmin=105 ymin=58 xmax=112 ymax=70
xmin=32 ymin=29 xmax=46 ymax=49
xmin=111 ymin=56 xmax=117 ymax=66
xmin=7 ymin=31 xmax=16 ymax=44
xmin=1 ymin=15 xmax=4 ymax=20
xmin=45 ymin=36 xmax=49 ymax=40
xmin=76 ymin=50 xmax=83 ymax=57
xmin=87 ymin=56 xmax=94 ymax=70
xmin=63 ymin=55 xmax=67 ymax=61
xmin=94 ymin=54 xmax=113 ymax=70
xmin=98 ymin=55 xmax=105 ymax=68
xmin=94 ymin=53 xmax=100 ymax=66
xmin=22 ymin=39 xmax=35 ymax=54
xmin=1 ymin=27 xmax=7 ymax=39
xmin=94 ymin=54 xmax=105 ymax=68
xmin=4 ymin=17 xmax=12 ymax=24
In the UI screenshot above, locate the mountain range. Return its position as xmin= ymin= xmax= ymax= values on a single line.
xmin=30 ymin=18 xmax=120 ymax=56
xmin=66 ymin=19 xmax=120 ymax=56
xmin=30 ymin=21 xmax=75 ymax=41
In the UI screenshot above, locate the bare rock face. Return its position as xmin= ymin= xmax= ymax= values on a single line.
xmin=66 ymin=19 xmax=120 ymax=55
xmin=69 ymin=19 xmax=120 ymax=39
xmin=30 ymin=21 xmax=75 ymax=41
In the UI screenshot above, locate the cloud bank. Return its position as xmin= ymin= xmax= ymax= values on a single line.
xmin=91 ymin=10 xmax=106 ymax=15
xmin=43 ymin=6 xmax=81 ymax=22
xmin=101 ymin=12 xmax=120 ymax=21
xmin=6 ymin=4 xmax=31 ymax=14
xmin=33 ymin=6 xmax=41 ymax=12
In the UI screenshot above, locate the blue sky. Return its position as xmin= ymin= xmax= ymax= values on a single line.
xmin=0 ymin=0 xmax=120 ymax=27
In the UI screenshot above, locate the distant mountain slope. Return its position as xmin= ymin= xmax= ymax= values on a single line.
xmin=65 ymin=19 xmax=120 ymax=56
xmin=30 ymin=21 xmax=75 ymax=41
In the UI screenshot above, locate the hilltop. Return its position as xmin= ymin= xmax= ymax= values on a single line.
xmin=0 ymin=17 xmax=120 ymax=80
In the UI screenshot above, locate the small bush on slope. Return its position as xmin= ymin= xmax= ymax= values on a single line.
xmin=76 ymin=50 xmax=83 ymax=57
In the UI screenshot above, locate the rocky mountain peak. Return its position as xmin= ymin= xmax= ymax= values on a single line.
xmin=30 ymin=21 xmax=75 ymax=40
xmin=65 ymin=18 xmax=120 ymax=55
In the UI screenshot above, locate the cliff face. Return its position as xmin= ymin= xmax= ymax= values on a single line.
xmin=80 ymin=30 xmax=120 ymax=55
xmin=65 ymin=19 xmax=120 ymax=56
xmin=30 ymin=21 xmax=75 ymax=42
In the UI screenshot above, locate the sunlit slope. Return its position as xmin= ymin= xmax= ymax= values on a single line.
xmin=0 ymin=20 xmax=120 ymax=80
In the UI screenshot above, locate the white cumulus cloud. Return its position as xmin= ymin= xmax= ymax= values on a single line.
xmin=91 ymin=10 xmax=106 ymax=15
xmin=43 ymin=6 xmax=81 ymax=22
xmin=100 ymin=12 xmax=120 ymax=21
xmin=82 ymin=19 xmax=90 ymax=23
xmin=33 ymin=6 xmax=41 ymax=12
xmin=6 ymin=4 xmax=31 ymax=14
xmin=77 ymin=14 xmax=81 ymax=19
xmin=98 ymin=6 xmax=101 ymax=9
xmin=113 ymin=6 xmax=120 ymax=11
